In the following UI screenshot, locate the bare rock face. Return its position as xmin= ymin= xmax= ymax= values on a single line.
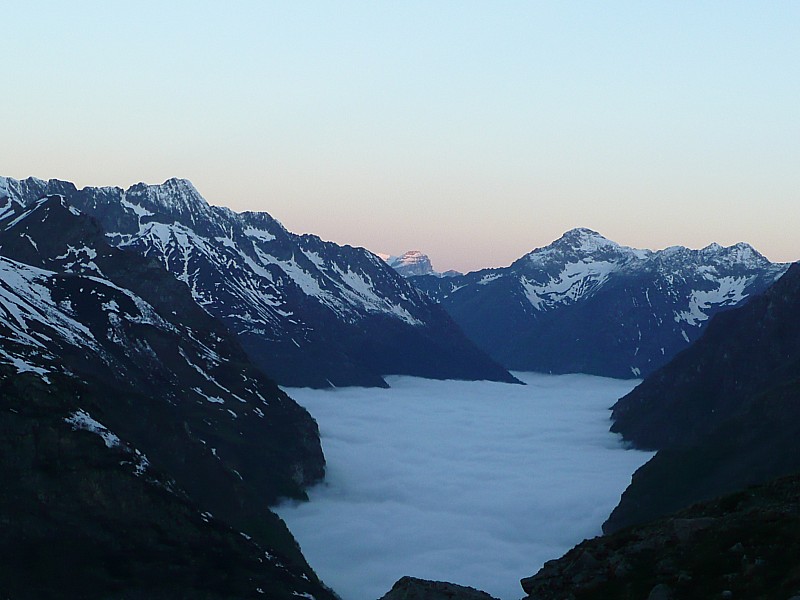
xmin=378 ymin=576 xmax=499 ymax=600
xmin=389 ymin=251 xmax=437 ymax=277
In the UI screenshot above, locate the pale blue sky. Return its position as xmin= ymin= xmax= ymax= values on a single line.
xmin=3 ymin=1 xmax=799 ymax=271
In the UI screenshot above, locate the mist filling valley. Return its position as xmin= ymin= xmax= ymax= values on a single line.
xmin=277 ymin=372 xmax=654 ymax=600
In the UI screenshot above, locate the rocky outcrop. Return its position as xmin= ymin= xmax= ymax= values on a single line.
xmin=388 ymin=251 xmax=437 ymax=277
xmin=522 ymin=474 xmax=800 ymax=600
xmin=378 ymin=576 xmax=499 ymax=600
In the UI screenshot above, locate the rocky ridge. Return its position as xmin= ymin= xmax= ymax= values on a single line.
xmin=378 ymin=576 xmax=499 ymax=600
xmin=0 ymin=176 xmax=514 ymax=387
xmin=386 ymin=250 xmax=462 ymax=278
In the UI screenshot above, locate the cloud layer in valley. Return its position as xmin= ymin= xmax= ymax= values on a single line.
xmin=277 ymin=373 xmax=653 ymax=600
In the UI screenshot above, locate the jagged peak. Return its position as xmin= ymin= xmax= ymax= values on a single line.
xmin=125 ymin=178 xmax=207 ymax=210
xmin=701 ymin=241 xmax=771 ymax=268
xmin=700 ymin=240 xmax=758 ymax=256
xmin=655 ymin=241 xmax=773 ymax=269
xmin=239 ymin=208 xmax=286 ymax=230
xmin=551 ymin=227 xmax=623 ymax=252
xmin=0 ymin=176 xmax=50 ymax=202
xmin=119 ymin=178 xmax=221 ymax=233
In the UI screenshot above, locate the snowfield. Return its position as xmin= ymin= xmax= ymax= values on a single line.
xmin=277 ymin=373 xmax=653 ymax=600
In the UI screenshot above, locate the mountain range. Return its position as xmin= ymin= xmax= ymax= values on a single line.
xmin=0 ymin=177 xmax=514 ymax=388
xmin=0 ymin=194 xmax=335 ymax=597
xmin=3 ymin=174 xmax=799 ymax=598
xmin=388 ymin=253 xmax=800 ymax=598
xmin=410 ymin=227 xmax=787 ymax=378
xmin=513 ymin=260 xmax=800 ymax=599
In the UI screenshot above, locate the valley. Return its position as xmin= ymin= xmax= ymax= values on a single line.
xmin=277 ymin=373 xmax=653 ymax=600
xmin=1 ymin=176 xmax=798 ymax=599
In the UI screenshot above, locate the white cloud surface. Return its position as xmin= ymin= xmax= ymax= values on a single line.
xmin=277 ymin=373 xmax=653 ymax=600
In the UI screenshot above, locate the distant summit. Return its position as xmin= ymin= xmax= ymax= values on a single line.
xmin=388 ymin=250 xmax=435 ymax=276
xmin=410 ymin=228 xmax=788 ymax=379
xmin=387 ymin=250 xmax=461 ymax=278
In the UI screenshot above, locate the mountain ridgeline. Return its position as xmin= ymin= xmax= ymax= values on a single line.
xmin=3 ymin=174 xmax=797 ymax=598
xmin=0 ymin=176 xmax=515 ymax=388
xmin=410 ymin=228 xmax=787 ymax=379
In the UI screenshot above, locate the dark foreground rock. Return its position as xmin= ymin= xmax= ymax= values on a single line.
xmin=0 ymin=195 xmax=335 ymax=596
xmin=521 ymin=474 xmax=800 ymax=600
xmin=0 ymin=368 xmax=337 ymax=600
xmin=379 ymin=576 xmax=499 ymax=600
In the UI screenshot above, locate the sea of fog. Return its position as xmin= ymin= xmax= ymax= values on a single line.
xmin=277 ymin=372 xmax=653 ymax=600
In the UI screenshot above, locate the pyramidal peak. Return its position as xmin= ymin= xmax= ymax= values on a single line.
xmin=553 ymin=227 xmax=620 ymax=252
xmin=522 ymin=228 xmax=651 ymax=268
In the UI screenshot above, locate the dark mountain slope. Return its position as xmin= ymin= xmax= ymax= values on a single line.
xmin=0 ymin=176 xmax=516 ymax=387
xmin=0 ymin=196 xmax=334 ymax=595
xmin=610 ymin=262 xmax=800 ymax=449
xmin=412 ymin=228 xmax=786 ymax=379
xmin=0 ymin=368 xmax=336 ymax=600
xmin=604 ymin=263 xmax=800 ymax=532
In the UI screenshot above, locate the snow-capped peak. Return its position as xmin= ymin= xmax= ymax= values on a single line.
xmin=523 ymin=228 xmax=650 ymax=268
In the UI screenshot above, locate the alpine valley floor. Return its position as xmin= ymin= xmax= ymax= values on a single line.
xmin=276 ymin=372 xmax=654 ymax=600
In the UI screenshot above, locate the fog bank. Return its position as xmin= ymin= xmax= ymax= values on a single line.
xmin=278 ymin=373 xmax=652 ymax=600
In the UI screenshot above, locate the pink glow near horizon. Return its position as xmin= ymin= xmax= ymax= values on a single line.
xmin=3 ymin=2 xmax=798 ymax=273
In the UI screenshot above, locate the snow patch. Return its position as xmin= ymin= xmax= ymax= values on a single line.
xmin=675 ymin=276 xmax=752 ymax=326
xmin=520 ymin=260 xmax=617 ymax=310
xmin=244 ymin=226 xmax=276 ymax=242
xmin=65 ymin=410 xmax=121 ymax=448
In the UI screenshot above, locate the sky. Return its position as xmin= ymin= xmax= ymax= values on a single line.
xmin=277 ymin=373 xmax=652 ymax=600
xmin=3 ymin=2 xmax=799 ymax=272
